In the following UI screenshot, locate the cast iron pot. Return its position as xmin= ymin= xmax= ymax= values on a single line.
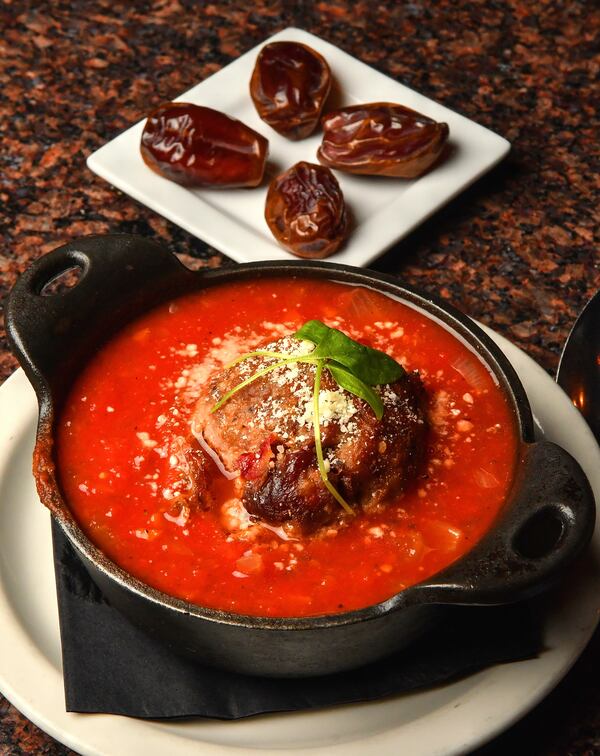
xmin=5 ymin=234 xmax=595 ymax=678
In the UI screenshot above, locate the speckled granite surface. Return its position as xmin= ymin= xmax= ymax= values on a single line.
xmin=0 ymin=1 xmax=598 ymax=754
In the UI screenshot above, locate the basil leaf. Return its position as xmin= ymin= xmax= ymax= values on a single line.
xmin=294 ymin=320 xmax=330 ymax=345
xmin=311 ymin=326 xmax=405 ymax=385
xmin=327 ymin=361 xmax=384 ymax=421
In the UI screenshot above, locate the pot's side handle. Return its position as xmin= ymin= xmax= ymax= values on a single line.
xmin=5 ymin=234 xmax=187 ymax=386
xmin=408 ymin=441 xmax=595 ymax=606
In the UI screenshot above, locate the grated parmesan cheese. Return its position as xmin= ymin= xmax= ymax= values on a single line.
xmin=298 ymin=389 xmax=358 ymax=429
xmin=136 ymin=432 xmax=157 ymax=448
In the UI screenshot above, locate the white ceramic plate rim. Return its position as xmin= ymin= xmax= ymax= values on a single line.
xmin=87 ymin=27 xmax=510 ymax=267
xmin=0 ymin=327 xmax=599 ymax=756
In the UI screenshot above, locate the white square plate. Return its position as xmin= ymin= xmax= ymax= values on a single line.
xmin=87 ymin=27 xmax=510 ymax=266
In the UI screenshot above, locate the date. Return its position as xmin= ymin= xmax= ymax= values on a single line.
xmin=265 ymin=161 xmax=348 ymax=258
xmin=317 ymin=103 xmax=449 ymax=178
xmin=250 ymin=41 xmax=331 ymax=140
xmin=140 ymin=102 xmax=268 ymax=188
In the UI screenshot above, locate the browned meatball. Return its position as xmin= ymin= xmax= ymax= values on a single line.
xmin=193 ymin=336 xmax=428 ymax=532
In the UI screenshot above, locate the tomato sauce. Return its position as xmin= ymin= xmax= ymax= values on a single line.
xmin=56 ymin=278 xmax=517 ymax=617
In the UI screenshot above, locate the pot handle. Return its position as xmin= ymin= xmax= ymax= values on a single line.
xmin=5 ymin=234 xmax=188 ymax=387
xmin=408 ymin=440 xmax=595 ymax=606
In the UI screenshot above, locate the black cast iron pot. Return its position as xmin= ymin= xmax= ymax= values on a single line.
xmin=5 ymin=234 xmax=596 ymax=677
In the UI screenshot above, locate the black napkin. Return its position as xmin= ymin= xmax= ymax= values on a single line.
xmin=51 ymin=520 xmax=542 ymax=719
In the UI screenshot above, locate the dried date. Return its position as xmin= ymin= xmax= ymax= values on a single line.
xmin=140 ymin=102 xmax=268 ymax=188
xmin=317 ymin=103 xmax=449 ymax=178
xmin=265 ymin=161 xmax=348 ymax=258
xmin=250 ymin=42 xmax=331 ymax=140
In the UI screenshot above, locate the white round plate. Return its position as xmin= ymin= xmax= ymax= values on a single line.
xmin=0 ymin=329 xmax=599 ymax=756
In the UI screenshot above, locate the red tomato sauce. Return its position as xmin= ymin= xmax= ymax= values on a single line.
xmin=57 ymin=278 xmax=517 ymax=617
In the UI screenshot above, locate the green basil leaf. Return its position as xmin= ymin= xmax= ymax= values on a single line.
xmin=327 ymin=361 xmax=384 ymax=421
xmin=310 ymin=325 xmax=405 ymax=385
xmin=294 ymin=320 xmax=330 ymax=345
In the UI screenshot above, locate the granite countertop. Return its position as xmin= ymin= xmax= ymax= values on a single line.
xmin=1 ymin=1 xmax=598 ymax=753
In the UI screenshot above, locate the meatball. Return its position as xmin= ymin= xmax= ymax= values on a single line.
xmin=192 ymin=336 xmax=428 ymax=532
